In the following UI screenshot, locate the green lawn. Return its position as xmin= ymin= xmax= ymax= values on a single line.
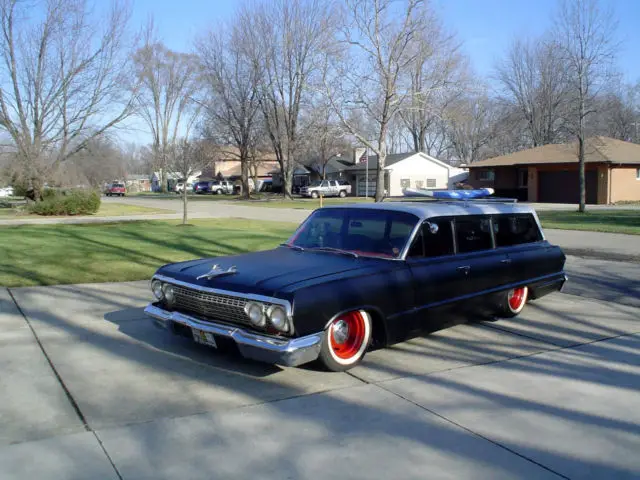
xmin=0 ymin=219 xmax=296 ymax=287
xmin=0 ymin=202 xmax=173 ymax=219
xmin=133 ymin=192 xmax=374 ymax=209
xmin=537 ymin=210 xmax=640 ymax=235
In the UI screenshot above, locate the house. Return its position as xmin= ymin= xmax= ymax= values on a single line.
xmin=270 ymin=163 xmax=313 ymax=193
xmin=339 ymin=151 xmax=468 ymax=197
xmin=151 ymin=171 xmax=182 ymax=192
xmin=124 ymin=174 xmax=151 ymax=192
xmin=467 ymin=136 xmax=640 ymax=204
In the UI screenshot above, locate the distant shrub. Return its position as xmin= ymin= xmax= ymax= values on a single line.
xmin=29 ymin=189 xmax=101 ymax=216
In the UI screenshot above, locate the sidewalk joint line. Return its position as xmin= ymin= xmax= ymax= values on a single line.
xmin=7 ymin=288 xmax=90 ymax=432
xmin=376 ymin=384 xmax=570 ymax=479
xmin=93 ymin=431 xmax=124 ymax=480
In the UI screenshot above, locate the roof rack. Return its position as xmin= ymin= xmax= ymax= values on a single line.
xmin=382 ymin=188 xmax=519 ymax=204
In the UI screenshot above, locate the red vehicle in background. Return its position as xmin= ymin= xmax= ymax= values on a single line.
xmin=105 ymin=182 xmax=126 ymax=196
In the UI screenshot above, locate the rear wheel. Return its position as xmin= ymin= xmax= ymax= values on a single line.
xmin=499 ymin=286 xmax=528 ymax=317
xmin=339 ymin=190 xmax=346 ymax=198
xmin=216 ymin=189 xmax=222 ymax=195
xmin=318 ymin=310 xmax=371 ymax=371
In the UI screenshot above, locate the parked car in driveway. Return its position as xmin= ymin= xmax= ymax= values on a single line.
xmin=174 ymin=182 xmax=193 ymax=194
xmin=193 ymin=181 xmax=213 ymax=194
xmin=210 ymin=180 xmax=234 ymax=195
xmin=0 ymin=186 xmax=14 ymax=197
xmin=105 ymin=182 xmax=126 ymax=196
xmin=144 ymin=190 xmax=567 ymax=371
xmin=300 ymin=179 xmax=351 ymax=198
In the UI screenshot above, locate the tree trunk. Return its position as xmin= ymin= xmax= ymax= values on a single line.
xmin=375 ymin=137 xmax=386 ymax=202
xmin=578 ymin=134 xmax=585 ymax=213
xmin=182 ymin=182 xmax=188 ymax=224
xmin=283 ymin=166 xmax=294 ymax=200
xmin=240 ymin=154 xmax=250 ymax=199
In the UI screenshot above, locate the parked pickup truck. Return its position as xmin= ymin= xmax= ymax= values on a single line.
xmin=300 ymin=180 xmax=351 ymax=198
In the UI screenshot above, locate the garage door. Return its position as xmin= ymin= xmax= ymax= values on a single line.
xmin=357 ymin=175 xmax=377 ymax=197
xmin=538 ymin=170 xmax=598 ymax=204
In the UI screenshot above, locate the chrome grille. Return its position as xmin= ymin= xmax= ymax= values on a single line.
xmin=172 ymin=285 xmax=266 ymax=326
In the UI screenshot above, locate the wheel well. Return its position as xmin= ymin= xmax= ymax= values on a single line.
xmin=364 ymin=309 xmax=387 ymax=349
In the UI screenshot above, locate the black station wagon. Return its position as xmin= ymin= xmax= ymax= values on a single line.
xmin=145 ymin=196 xmax=567 ymax=371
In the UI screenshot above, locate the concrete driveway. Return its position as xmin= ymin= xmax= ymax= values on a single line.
xmin=2 ymin=269 xmax=640 ymax=479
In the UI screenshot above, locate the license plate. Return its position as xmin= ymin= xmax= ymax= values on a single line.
xmin=192 ymin=328 xmax=217 ymax=348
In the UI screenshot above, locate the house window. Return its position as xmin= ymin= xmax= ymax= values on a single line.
xmin=415 ymin=180 xmax=424 ymax=189
xmin=400 ymin=178 xmax=411 ymax=189
xmin=426 ymin=178 xmax=436 ymax=188
xmin=478 ymin=170 xmax=495 ymax=182
xmin=518 ymin=170 xmax=528 ymax=188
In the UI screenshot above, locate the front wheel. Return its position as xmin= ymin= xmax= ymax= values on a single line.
xmin=318 ymin=310 xmax=371 ymax=372
xmin=311 ymin=191 xmax=318 ymax=199
xmin=499 ymin=286 xmax=528 ymax=318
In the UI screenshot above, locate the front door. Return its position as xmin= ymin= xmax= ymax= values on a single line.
xmin=406 ymin=217 xmax=460 ymax=333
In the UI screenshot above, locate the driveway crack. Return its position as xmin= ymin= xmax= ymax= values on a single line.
xmin=7 ymin=288 xmax=90 ymax=431
xmin=376 ymin=383 xmax=570 ymax=479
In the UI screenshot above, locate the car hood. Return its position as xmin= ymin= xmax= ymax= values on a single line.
xmin=156 ymin=247 xmax=386 ymax=296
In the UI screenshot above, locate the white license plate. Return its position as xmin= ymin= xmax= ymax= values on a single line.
xmin=192 ymin=328 xmax=217 ymax=348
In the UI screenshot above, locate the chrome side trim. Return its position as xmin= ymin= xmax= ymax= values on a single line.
xmin=144 ymin=304 xmax=322 ymax=367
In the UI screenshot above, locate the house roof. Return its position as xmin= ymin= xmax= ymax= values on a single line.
xmin=342 ymin=152 xmax=456 ymax=172
xmin=215 ymin=159 xmax=278 ymax=177
xmin=468 ymin=136 xmax=640 ymax=168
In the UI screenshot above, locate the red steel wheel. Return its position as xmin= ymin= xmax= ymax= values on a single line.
xmin=503 ymin=286 xmax=528 ymax=317
xmin=319 ymin=310 xmax=372 ymax=371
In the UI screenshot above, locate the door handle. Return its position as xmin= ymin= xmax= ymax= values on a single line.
xmin=457 ymin=265 xmax=471 ymax=275
xmin=501 ymin=258 xmax=512 ymax=264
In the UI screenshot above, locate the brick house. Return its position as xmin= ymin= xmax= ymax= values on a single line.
xmin=467 ymin=137 xmax=640 ymax=204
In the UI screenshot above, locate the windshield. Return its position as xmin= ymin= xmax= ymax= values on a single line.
xmin=308 ymin=180 xmax=322 ymax=187
xmin=285 ymin=208 xmax=418 ymax=258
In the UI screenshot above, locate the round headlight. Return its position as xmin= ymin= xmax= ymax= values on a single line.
xmin=267 ymin=305 xmax=288 ymax=332
xmin=163 ymin=284 xmax=175 ymax=305
xmin=151 ymin=280 xmax=164 ymax=299
xmin=244 ymin=302 xmax=266 ymax=327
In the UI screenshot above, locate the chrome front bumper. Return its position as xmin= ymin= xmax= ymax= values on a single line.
xmin=144 ymin=304 xmax=323 ymax=367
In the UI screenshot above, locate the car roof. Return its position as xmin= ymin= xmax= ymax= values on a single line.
xmin=318 ymin=200 xmax=536 ymax=221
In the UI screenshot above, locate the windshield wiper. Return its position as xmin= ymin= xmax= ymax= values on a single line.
xmin=308 ymin=246 xmax=359 ymax=258
xmin=280 ymin=243 xmax=304 ymax=252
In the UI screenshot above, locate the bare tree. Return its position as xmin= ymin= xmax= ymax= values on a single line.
xmin=169 ymin=138 xmax=208 ymax=225
xmin=400 ymin=18 xmax=468 ymax=154
xmin=445 ymin=93 xmax=496 ymax=164
xmin=133 ymin=23 xmax=201 ymax=192
xmin=555 ymin=0 xmax=619 ymax=211
xmin=0 ymin=0 xmax=138 ymax=200
xmin=494 ymin=37 xmax=569 ymax=147
xmin=329 ymin=0 xmax=433 ymax=201
xmin=244 ymin=0 xmax=338 ymax=199
xmin=197 ymin=18 xmax=261 ymax=199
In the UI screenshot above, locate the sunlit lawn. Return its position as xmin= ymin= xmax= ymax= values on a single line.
xmin=0 ymin=202 xmax=173 ymax=219
xmin=0 ymin=218 xmax=297 ymax=287
xmin=537 ymin=210 xmax=640 ymax=235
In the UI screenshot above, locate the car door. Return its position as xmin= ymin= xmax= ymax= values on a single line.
xmin=405 ymin=217 xmax=460 ymax=332
xmin=451 ymin=215 xmax=510 ymax=316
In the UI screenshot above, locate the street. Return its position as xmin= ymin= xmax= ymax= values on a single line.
xmin=1 ymin=252 xmax=639 ymax=479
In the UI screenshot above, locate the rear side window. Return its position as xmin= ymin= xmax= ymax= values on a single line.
xmin=455 ymin=217 xmax=493 ymax=253
xmin=493 ymin=214 xmax=542 ymax=247
xmin=407 ymin=218 xmax=455 ymax=258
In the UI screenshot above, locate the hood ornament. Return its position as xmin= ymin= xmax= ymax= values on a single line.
xmin=197 ymin=264 xmax=238 ymax=280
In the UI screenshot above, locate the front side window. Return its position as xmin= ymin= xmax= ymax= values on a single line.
xmin=407 ymin=218 xmax=455 ymax=258
xmin=286 ymin=208 xmax=419 ymax=258
xmin=493 ymin=214 xmax=542 ymax=247
xmin=455 ymin=217 xmax=493 ymax=253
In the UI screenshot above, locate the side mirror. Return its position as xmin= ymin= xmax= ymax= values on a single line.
xmin=426 ymin=222 xmax=439 ymax=234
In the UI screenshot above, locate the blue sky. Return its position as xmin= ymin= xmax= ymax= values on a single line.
xmin=132 ymin=0 xmax=640 ymax=83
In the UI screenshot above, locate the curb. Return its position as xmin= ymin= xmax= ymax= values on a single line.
xmin=563 ymin=248 xmax=640 ymax=264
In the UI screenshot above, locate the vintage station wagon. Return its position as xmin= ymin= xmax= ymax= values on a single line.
xmin=145 ymin=193 xmax=567 ymax=371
